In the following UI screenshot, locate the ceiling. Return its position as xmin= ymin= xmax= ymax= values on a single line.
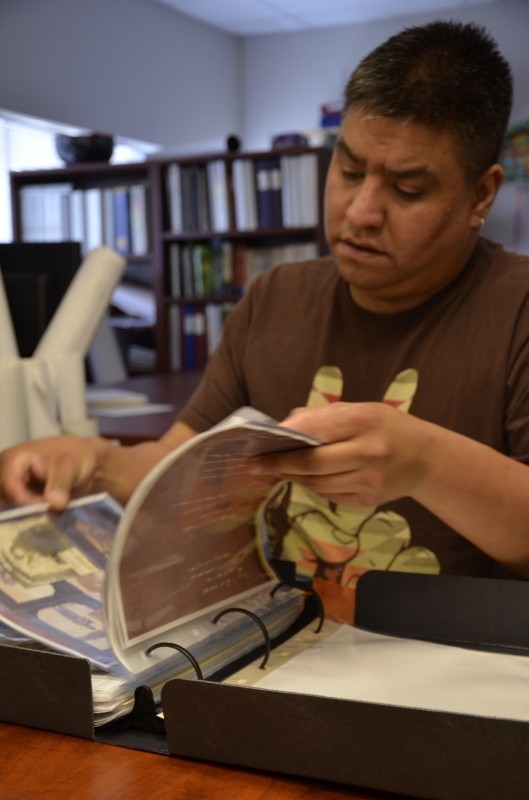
xmin=151 ymin=0 xmax=511 ymax=37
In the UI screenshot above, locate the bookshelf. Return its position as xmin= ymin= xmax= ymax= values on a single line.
xmin=10 ymin=145 xmax=331 ymax=373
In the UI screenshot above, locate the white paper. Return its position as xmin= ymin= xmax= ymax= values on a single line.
xmin=0 ymin=358 xmax=28 ymax=448
xmin=35 ymin=246 xmax=126 ymax=359
xmin=0 ymin=272 xmax=19 ymax=359
xmin=85 ymin=387 xmax=148 ymax=409
xmin=256 ymin=624 xmax=529 ymax=722
xmin=92 ymin=403 xmax=173 ymax=417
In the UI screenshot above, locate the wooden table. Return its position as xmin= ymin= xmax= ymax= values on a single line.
xmin=95 ymin=372 xmax=204 ymax=444
xmin=0 ymin=721 xmax=410 ymax=800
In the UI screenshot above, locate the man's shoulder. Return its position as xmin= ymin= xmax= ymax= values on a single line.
xmin=478 ymin=237 xmax=529 ymax=274
xmin=468 ymin=238 xmax=529 ymax=313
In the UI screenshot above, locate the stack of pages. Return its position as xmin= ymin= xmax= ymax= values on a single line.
xmin=0 ymin=408 xmax=319 ymax=725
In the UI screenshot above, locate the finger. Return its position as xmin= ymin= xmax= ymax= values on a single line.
xmin=0 ymin=451 xmax=51 ymax=506
xmin=44 ymin=453 xmax=95 ymax=510
xmin=280 ymin=403 xmax=373 ymax=442
xmin=251 ymin=440 xmax=364 ymax=478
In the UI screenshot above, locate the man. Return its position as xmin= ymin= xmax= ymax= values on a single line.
xmin=3 ymin=19 xmax=529 ymax=587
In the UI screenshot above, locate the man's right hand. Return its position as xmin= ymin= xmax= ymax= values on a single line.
xmin=0 ymin=435 xmax=108 ymax=510
xmin=0 ymin=420 xmax=198 ymax=512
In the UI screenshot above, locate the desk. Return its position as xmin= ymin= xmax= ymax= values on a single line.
xmin=0 ymin=721 xmax=410 ymax=800
xmin=95 ymin=372 xmax=204 ymax=444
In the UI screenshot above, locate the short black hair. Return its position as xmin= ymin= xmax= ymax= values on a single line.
xmin=343 ymin=20 xmax=513 ymax=181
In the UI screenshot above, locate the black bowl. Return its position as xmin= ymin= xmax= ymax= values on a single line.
xmin=55 ymin=133 xmax=114 ymax=165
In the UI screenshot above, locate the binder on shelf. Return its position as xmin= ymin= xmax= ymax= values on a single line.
xmin=254 ymin=156 xmax=283 ymax=230
xmin=206 ymin=159 xmax=230 ymax=233
xmin=166 ymin=162 xmax=183 ymax=233
xmin=84 ymin=187 xmax=105 ymax=252
xmin=112 ymin=186 xmax=132 ymax=255
xmin=129 ymin=184 xmax=149 ymax=256
xmin=232 ymin=158 xmax=258 ymax=231
xmin=254 ymin=158 xmax=274 ymax=229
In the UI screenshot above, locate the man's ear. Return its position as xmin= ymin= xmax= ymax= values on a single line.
xmin=471 ymin=163 xmax=504 ymax=231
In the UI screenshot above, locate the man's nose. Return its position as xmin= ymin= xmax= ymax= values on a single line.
xmin=345 ymin=179 xmax=385 ymax=229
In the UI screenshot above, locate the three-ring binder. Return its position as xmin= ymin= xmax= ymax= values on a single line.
xmin=142 ymin=578 xmax=324 ymax=680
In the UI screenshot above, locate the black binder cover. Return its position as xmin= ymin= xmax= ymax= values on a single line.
xmin=0 ymin=644 xmax=94 ymax=739
xmin=162 ymin=573 xmax=529 ymax=800
xmin=162 ymin=678 xmax=529 ymax=800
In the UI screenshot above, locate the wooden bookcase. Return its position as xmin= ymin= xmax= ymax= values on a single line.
xmin=10 ymin=145 xmax=332 ymax=373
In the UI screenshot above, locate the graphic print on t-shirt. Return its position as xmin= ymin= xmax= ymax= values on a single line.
xmin=257 ymin=365 xmax=440 ymax=587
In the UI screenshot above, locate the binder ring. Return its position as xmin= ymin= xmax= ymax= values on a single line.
xmin=212 ymin=607 xmax=271 ymax=669
xmin=146 ymin=642 xmax=203 ymax=680
xmin=271 ymin=582 xmax=325 ymax=633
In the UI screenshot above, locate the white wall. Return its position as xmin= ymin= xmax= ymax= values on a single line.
xmin=2 ymin=0 xmax=527 ymax=154
xmin=242 ymin=1 xmax=529 ymax=150
xmin=0 ymin=0 xmax=242 ymax=153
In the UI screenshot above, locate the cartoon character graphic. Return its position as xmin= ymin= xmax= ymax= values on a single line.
xmin=257 ymin=366 xmax=440 ymax=587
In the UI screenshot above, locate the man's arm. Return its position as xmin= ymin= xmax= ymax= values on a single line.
xmin=0 ymin=419 xmax=197 ymax=510
xmin=250 ymin=402 xmax=529 ymax=576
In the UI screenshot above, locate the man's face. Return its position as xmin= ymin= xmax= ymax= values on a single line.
xmin=325 ymin=107 xmax=490 ymax=313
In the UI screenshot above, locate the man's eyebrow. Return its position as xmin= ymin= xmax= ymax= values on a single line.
xmin=335 ymin=138 xmax=361 ymax=163
xmin=335 ymin=136 xmax=438 ymax=183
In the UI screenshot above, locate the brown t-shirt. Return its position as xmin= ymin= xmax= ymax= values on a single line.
xmin=180 ymin=239 xmax=529 ymax=583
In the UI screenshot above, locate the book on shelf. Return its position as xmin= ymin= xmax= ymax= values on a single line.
xmin=221 ymin=240 xmax=234 ymax=289
xmin=84 ymin=187 xmax=105 ymax=253
xmin=182 ymin=302 xmax=196 ymax=369
xmin=176 ymin=242 xmax=232 ymax=300
xmin=182 ymin=302 xmax=208 ymax=369
xmin=129 ymin=183 xmax=150 ymax=256
xmin=205 ymin=300 xmax=235 ymax=356
xmin=166 ymin=162 xmax=183 ymax=233
xmin=19 ymin=183 xmax=71 ymax=242
xmin=254 ymin=158 xmax=273 ymax=229
xmin=193 ymin=305 xmax=207 ymax=368
xmin=269 ymin=156 xmax=283 ymax=228
xmin=18 ymin=182 xmax=150 ymax=258
xmin=206 ymin=159 xmax=230 ymax=233
xmin=195 ymin=165 xmax=210 ymax=234
xmin=280 ymin=152 xmax=318 ymax=228
xmin=69 ymin=188 xmax=86 ymax=250
xmin=179 ymin=164 xmax=211 ymax=233
xmin=168 ymin=304 xmax=181 ymax=371
xmin=180 ymin=245 xmax=194 ymax=297
xmin=191 ymin=243 xmax=207 ymax=297
xmin=211 ymin=239 xmax=225 ymax=295
xmin=0 ymin=407 xmax=319 ymax=725
xmin=103 ymin=187 xmax=115 ymax=250
xmin=232 ymin=159 xmax=258 ymax=231
xmin=254 ymin=156 xmax=283 ymax=229
xmin=112 ymin=186 xmax=132 ymax=255
xmin=168 ymin=243 xmax=182 ymax=297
